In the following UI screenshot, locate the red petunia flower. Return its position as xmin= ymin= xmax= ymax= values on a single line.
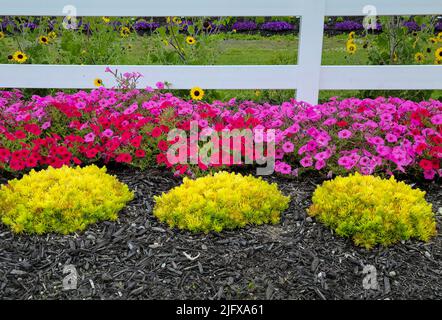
xmin=24 ymin=123 xmax=42 ymax=136
xmin=14 ymin=130 xmax=26 ymax=139
xmin=157 ymin=140 xmax=169 ymax=152
xmin=25 ymin=156 xmax=39 ymax=168
xmin=336 ymin=120 xmax=348 ymax=128
xmin=135 ymin=149 xmax=146 ymax=158
xmin=130 ymin=135 xmax=142 ymax=148
xmin=85 ymin=148 xmax=99 ymax=159
xmin=151 ymin=127 xmax=162 ymax=138
xmin=116 ymin=153 xmax=132 ymax=164
xmin=419 ymin=159 xmax=433 ymax=171
xmin=9 ymin=159 xmax=25 ymax=171
xmin=160 ymin=125 xmax=170 ymax=134
xmin=156 ymin=153 xmax=167 ymax=164
xmin=0 ymin=148 xmax=11 ymax=162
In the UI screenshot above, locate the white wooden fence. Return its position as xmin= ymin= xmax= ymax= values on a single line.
xmin=1 ymin=0 xmax=442 ymax=104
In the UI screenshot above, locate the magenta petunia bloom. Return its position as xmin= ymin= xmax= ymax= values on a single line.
xmin=431 ymin=114 xmax=442 ymax=125
xmin=300 ymin=156 xmax=313 ymax=168
xmin=282 ymin=141 xmax=294 ymax=153
xmin=337 ymin=129 xmax=352 ymax=139
xmin=386 ymin=133 xmax=398 ymax=143
xmin=101 ymin=129 xmax=114 ymax=138
xmin=84 ymin=132 xmax=95 ymax=143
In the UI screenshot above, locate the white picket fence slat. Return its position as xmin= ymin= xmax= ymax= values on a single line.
xmin=1 ymin=0 xmax=442 ymax=104
xmin=2 ymin=0 xmax=441 ymax=17
xmin=0 ymin=65 xmax=301 ymax=89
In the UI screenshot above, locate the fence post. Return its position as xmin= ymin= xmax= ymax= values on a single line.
xmin=296 ymin=0 xmax=326 ymax=105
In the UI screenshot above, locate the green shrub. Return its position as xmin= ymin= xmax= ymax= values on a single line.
xmin=308 ymin=173 xmax=437 ymax=249
xmin=153 ymin=171 xmax=290 ymax=233
xmin=0 ymin=165 xmax=134 ymax=234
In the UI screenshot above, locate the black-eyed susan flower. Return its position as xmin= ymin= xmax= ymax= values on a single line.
xmin=435 ymin=59 xmax=442 ymax=65
xmin=430 ymin=38 xmax=438 ymax=44
xmin=435 ymin=48 xmax=442 ymax=61
xmin=48 ymin=31 xmax=57 ymax=39
xmin=102 ymin=16 xmax=110 ymax=24
xmin=7 ymin=55 xmax=13 ymax=61
xmin=39 ymin=35 xmax=49 ymax=45
xmin=414 ymin=52 xmax=425 ymax=63
xmin=437 ymin=32 xmax=442 ymax=42
xmin=348 ymin=31 xmax=356 ymax=39
xmin=94 ymin=78 xmax=104 ymax=87
xmin=426 ymin=47 xmax=432 ymax=53
xmin=186 ymin=36 xmax=196 ymax=45
xmin=12 ymin=51 xmax=28 ymax=63
xmin=172 ymin=17 xmax=182 ymax=24
xmin=346 ymin=42 xmax=357 ymax=55
xmin=120 ymin=27 xmax=131 ymax=38
xmin=190 ymin=87 xmax=204 ymax=100
xmin=0 ymin=31 xmax=5 ymax=40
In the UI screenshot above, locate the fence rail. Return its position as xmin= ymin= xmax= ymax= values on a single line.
xmin=1 ymin=0 xmax=442 ymax=104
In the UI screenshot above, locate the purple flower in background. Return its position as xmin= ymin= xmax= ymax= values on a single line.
xmin=110 ymin=20 xmax=122 ymax=31
xmin=260 ymin=21 xmax=294 ymax=32
xmin=22 ymin=22 xmax=38 ymax=30
xmin=203 ymin=21 xmax=227 ymax=34
xmin=435 ymin=21 xmax=442 ymax=32
xmin=375 ymin=22 xmax=383 ymax=32
xmin=366 ymin=22 xmax=383 ymax=32
xmin=1 ymin=18 xmax=14 ymax=31
xmin=232 ymin=21 xmax=257 ymax=32
xmin=403 ymin=21 xmax=422 ymax=32
xmin=179 ymin=20 xmax=193 ymax=32
xmin=210 ymin=23 xmax=227 ymax=32
xmin=334 ymin=20 xmax=363 ymax=32
xmin=133 ymin=21 xmax=160 ymax=32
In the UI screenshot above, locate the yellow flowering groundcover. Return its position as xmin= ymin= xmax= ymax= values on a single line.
xmin=0 ymin=165 xmax=134 ymax=234
xmin=308 ymin=173 xmax=437 ymax=249
xmin=154 ymin=171 xmax=290 ymax=233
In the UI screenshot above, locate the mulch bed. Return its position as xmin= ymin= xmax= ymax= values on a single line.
xmin=0 ymin=168 xmax=441 ymax=300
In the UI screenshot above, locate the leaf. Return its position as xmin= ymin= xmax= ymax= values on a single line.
xmin=157 ymin=26 xmax=166 ymax=38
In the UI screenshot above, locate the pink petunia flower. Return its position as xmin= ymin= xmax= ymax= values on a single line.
xmin=385 ymin=133 xmax=398 ymax=143
xmin=338 ymin=129 xmax=352 ymax=139
xmin=431 ymin=114 xmax=442 ymax=125
xmin=300 ymin=156 xmax=313 ymax=168
xmin=282 ymin=141 xmax=294 ymax=153
xmin=84 ymin=132 xmax=95 ymax=143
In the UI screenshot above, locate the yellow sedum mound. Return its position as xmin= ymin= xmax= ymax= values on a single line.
xmin=154 ymin=171 xmax=290 ymax=233
xmin=0 ymin=165 xmax=134 ymax=234
xmin=308 ymin=173 xmax=437 ymax=249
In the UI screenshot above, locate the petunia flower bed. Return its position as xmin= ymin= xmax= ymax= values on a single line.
xmin=0 ymin=88 xmax=441 ymax=180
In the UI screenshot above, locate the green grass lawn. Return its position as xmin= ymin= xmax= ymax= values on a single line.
xmin=208 ymin=33 xmax=369 ymax=66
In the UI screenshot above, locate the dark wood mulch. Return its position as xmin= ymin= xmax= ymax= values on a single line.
xmin=0 ymin=168 xmax=441 ymax=300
